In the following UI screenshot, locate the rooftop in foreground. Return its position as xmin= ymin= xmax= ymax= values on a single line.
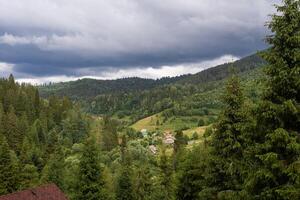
xmin=0 ymin=184 xmax=68 ymax=200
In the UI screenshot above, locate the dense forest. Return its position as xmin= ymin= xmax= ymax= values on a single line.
xmin=39 ymin=54 xmax=265 ymax=100
xmin=40 ymin=54 xmax=265 ymax=124
xmin=0 ymin=0 xmax=299 ymax=200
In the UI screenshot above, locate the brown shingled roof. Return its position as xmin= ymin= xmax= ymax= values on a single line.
xmin=0 ymin=184 xmax=68 ymax=200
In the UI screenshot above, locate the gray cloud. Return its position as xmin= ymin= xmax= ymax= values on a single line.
xmin=0 ymin=0 xmax=279 ymax=78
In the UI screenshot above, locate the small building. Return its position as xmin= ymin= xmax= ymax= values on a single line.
xmin=141 ymin=129 xmax=148 ymax=137
xmin=149 ymin=145 xmax=158 ymax=154
xmin=0 ymin=184 xmax=68 ymax=200
xmin=163 ymin=132 xmax=175 ymax=145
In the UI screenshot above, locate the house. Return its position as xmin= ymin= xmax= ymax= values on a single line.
xmin=149 ymin=145 xmax=158 ymax=154
xmin=163 ymin=132 xmax=175 ymax=145
xmin=141 ymin=129 xmax=148 ymax=137
xmin=0 ymin=184 xmax=68 ymax=200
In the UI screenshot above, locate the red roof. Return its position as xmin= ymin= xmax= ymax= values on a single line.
xmin=0 ymin=184 xmax=68 ymax=200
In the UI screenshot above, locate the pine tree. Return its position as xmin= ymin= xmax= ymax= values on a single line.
xmin=34 ymin=89 xmax=40 ymax=118
xmin=0 ymin=103 xmax=4 ymax=135
xmin=61 ymin=109 xmax=89 ymax=144
xmin=206 ymin=74 xmax=248 ymax=198
xmin=40 ymin=146 xmax=65 ymax=190
xmin=116 ymin=167 xmax=133 ymax=200
xmin=133 ymin=165 xmax=153 ymax=200
xmin=173 ymin=130 xmax=186 ymax=170
xmin=76 ymin=137 xmax=108 ymax=200
xmin=0 ymin=135 xmax=19 ymax=195
xmin=19 ymin=136 xmax=33 ymax=164
xmin=176 ymin=145 xmax=211 ymax=200
xmin=20 ymin=164 xmax=39 ymax=190
xmin=4 ymin=106 xmax=22 ymax=153
xmin=116 ymin=135 xmax=133 ymax=200
xmin=15 ymin=113 xmax=29 ymax=154
xmin=157 ymin=147 xmax=175 ymax=200
xmin=246 ymin=1 xmax=300 ymax=199
xmin=101 ymin=117 xmax=118 ymax=151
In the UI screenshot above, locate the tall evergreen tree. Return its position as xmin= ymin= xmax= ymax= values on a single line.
xmin=173 ymin=130 xmax=186 ymax=171
xmin=207 ymin=74 xmax=247 ymax=198
xmin=4 ymin=106 xmax=22 ymax=153
xmin=40 ymin=146 xmax=65 ymax=190
xmin=34 ymin=89 xmax=40 ymax=118
xmin=133 ymin=165 xmax=153 ymax=200
xmin=101 ymin=117 xmax=118 ymax=151
xmin=0 ymin=135 xmax=19 ymax=195
xmin=20 ymin=164 xmax=39 ymax=190
xmin=0 ymin=103 xmax=4 ymax=135
xmin=176 ymin=145 xmax=211 ymax=200
xmin=116 ymin=135 xmax=134 ymax=200
xmin=246 ymin=1 xmax=300 ymax=199
xmin=76 ymin=137 xmax=108 ymax=200
xmin=157 ymin=147 xmax=175 ymax=200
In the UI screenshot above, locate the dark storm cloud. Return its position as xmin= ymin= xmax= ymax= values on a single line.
xmin=0 ymin=0 xmax=279 ymax=78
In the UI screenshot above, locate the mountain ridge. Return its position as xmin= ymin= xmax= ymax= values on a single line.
xmin=39 ymin=53 xmax=266 ymax=99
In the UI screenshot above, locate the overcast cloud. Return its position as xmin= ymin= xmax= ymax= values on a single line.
xmin=0 ymin=0 xmax=279 ymax=83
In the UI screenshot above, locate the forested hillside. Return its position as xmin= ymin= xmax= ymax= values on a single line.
xmin=0 ymin=75 xmax=91 ymax=196
xmin=87 ymin=67 xmax=264 ymax=125
xmin=39 ymin=54 xmax=265 ymax=100
xmin=39 ymin=53 xmax=266 ymax=125
xmin=0 ymin=1 xmax=299 ymax=200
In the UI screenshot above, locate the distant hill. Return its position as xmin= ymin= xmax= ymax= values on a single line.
xmin=39 ymin=53 xmax=266 ymax=99
xmin=177 ymin=54 xmax=265 ymax=84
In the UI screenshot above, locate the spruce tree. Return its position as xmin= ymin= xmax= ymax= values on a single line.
xmin=0 ymin=103 xmax=4 ymax=135
xmin=157 ymin=147 xmax=175 ymax=200
xmin=206 ymin=74 xmax=248 ymax=198
xmin=4 ymin=106 xmax=22 ymax=152
xmin=0 ymin=135 xmax=19 ymax=195
xmin=20 ymin=164 xmax=39 ymax=190
xmin=133 ymin=165 xmax=153 ymax=200
xmin=173 ymin=130 xmax=186 ymax=171
xmin=76 ymin=136 xmax=108 ymax=200
xmin=40 ymin=146 xmax=65 ymax=190
xmin=19 ymin=136 xmax=33 ymax=164
xmin=116 ymin=166 xmax=133 ymax=200
xmin=101 ymin=117 xmax=118 ymax=151
xmin=246 ymin=1 xmax=300 ymax=199
xmin=176 ymin=145 xmax=211 ymax=200
xmin=116 ymin=135 xmax=134 ymax=200
xmin=15 ymin=113 xmax=29 ymax=154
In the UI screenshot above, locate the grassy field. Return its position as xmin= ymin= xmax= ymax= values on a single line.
xmin=131 ymin=112 xmax=214 ymax=133
xmin=183 ymin=126 xmax=209 ymax=137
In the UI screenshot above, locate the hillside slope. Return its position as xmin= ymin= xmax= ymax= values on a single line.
xmin=39 ymin=53 xmax=265 ymax=99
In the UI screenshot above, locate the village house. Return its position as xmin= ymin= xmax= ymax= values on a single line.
xmin=149 ymin=145 xmax=158 ymax=154
xmin=141 ymin=129 xmax=148 ymax=137
xmin=163 ymin=132 xmax=175 ymax=145
xmin=0 ymin=184 xmax=68 ymax=200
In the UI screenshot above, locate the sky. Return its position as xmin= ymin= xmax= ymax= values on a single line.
xmin=0 ymin=0 xmax=279 ymax=84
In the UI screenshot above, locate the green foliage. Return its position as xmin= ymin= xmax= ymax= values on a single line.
xmin=0 ymin=135 xmax=19 ymax=195
xmin=197 ymin=119 xmax=205 ymax=126
xmin=116 ymin=135 xmax=134 ymax=200
xmin=0 ymin=75 xmax=86 ymax=197
xmin=40 ymin=147 xmax=66 ymax=190
xmin=176 ymin=145 xmax=211 ymax=200
xmin=101 ymin=117 xmax=119 ymax=151
xmin=245 ymin=1 xmax=300 ymax=198
xmin=39 ymin=54 xmax=265 ymax=124
xmin=76 ymin=137 xmax=109 ymax=200
xmin=61 ymin=109 xmax=89 ymax=145
xmin=0 ymin=2 xmax=298 ymax=199
xmin=116 ymin=166 xmax=133 ymax=200
xmin=132 ymin=165 xmax=154 ymax=200
xmin=20 ymin=164 xmax=39 ymax=189
xmin=157 ymin=147 xmax=175 ymax=200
